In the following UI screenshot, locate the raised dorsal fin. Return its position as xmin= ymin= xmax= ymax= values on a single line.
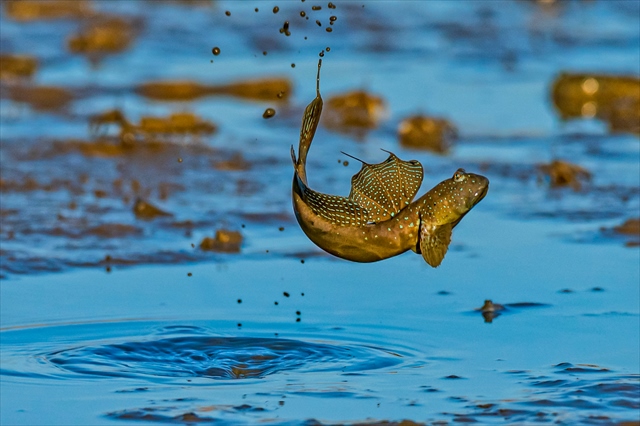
xmin=347 ymin=153 xmax=423 ymax=222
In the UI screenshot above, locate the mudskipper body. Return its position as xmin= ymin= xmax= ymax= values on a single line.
xmin=291 ymin=60 xmax=489 ymax=267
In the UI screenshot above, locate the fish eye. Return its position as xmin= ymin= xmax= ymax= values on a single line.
xmin=453 ymin=168 xmax=466 ymax=182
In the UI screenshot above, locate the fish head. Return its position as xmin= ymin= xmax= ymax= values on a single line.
xmin=415 ymin=168 xmax=488 ymax=267
xmin=424 ymin=168 xmax=489 ymax=223
xmin=449 ymin=168 xmax=489 ymax=214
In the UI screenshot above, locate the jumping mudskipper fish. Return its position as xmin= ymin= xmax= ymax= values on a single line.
xmin=291 ymin=60 xmax=489 ymax=267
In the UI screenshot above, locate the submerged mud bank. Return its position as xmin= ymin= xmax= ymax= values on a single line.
xmin=0 ymin=1 xmax=638 ymax=424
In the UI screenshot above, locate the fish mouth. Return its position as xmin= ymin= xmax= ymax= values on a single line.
xmin=472 ymin=182 xmax=489 ymax=206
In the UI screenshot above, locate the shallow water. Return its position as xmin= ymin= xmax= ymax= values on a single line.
xmin=1 ymin=0 xmax=639 ymax=424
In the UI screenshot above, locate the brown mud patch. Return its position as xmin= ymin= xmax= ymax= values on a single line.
xmin=601 ymin=218 xmax=640 ymax=247
xmin=323 ymin=90 xmax=387 ymax=134
xmin=199 ymin=230 xmax=243 ymax=253
xmin=0 ymin=55 xmax=38 ymax=80
xmin=397 ymin=115 xmax=456 ymax=153
xmin=538 ymin=160 xmax=591 ymax=191
xmin=136 ymin=77 xmax=292 ymax=102
xmin=3 ymin=0 xmax=93 ymax=22
xmin=68 ymin=15 xmax=140 ymax=57
xmin=90 ymin=110 xmax=217 ymax=143
xmin=551 ymin=73 xmax=640 ymax=135
xmin=2 ymin=85 xmax=74 ymax=112
xmin=133 ymin=199 xmax=173 ymax=220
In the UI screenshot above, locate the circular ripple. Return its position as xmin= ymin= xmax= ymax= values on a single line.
xmin=41 ymin=328 xmax=403 ymax=380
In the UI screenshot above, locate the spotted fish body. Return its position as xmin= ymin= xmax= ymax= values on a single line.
xmin=291 ymin=61 xmax=489 ymax=267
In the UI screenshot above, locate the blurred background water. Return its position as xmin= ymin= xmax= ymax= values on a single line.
xmin=1 ymin=0 xmax=639 ymax=424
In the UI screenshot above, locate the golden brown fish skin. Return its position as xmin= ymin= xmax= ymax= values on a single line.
xmin=291 ymin=60 xmax=488 ymax=266
xmin=292 ymin=169 xmax=488 ymax=263
xmin=292 ymin=185 xmax=420 ymax=262
xmin=415 ymin=170 xmax=489 ymax=228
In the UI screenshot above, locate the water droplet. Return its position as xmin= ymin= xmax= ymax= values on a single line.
xmin=312 ymin=5 xmax=321 ymax=10
xmin=237 ymin=299 xmax=242 ymax=304
xmin=300 ymin=11 xmax=306 ymax=17
xmin=330 ymin=15 xmax=337 ymax=22
xmin=291 ymin=63 xmax=296 ymax=68
xmin=326 ymin=46 xmax=331 ymax=51
xmin=212 ymin=47 xmax=220 ymax=56
xmin=283 ymin=292 xmax=290 ymax=297
xmin=315 ymin=20 xmax=322 ymax=26
xmin=225 ymin=10 xmax=230 ymax=16
xmin=273 ymin=6 xmax=279 ymax=13
xmin=263 ymin=108 xmax=276 ymax=119
xmin=319 ymin=51 xmax=324 ymax=57
xmin=326 ymin=27 xmax=332 ymax=32
xmin=187 ymin=272 xmax=192 ymax=277
xmin=178 ymin=157 xmax=183 ymax=163
xmin=343 ymin=160 xmax=349 ymax=167
xmin=255 ymin=7 xmax=259 ymax=12
xmin=328 ymin=2 xmax=336 ymax=9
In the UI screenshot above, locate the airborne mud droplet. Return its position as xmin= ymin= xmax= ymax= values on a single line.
xmin=263 ymin=108 xmax=276 ymax=119
xmin=273 ymin=6 xmax=279 ymax=13
xmin=212 ymin=47 xmax=220 ymax=56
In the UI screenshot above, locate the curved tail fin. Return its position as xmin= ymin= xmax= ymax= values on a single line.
xmin=292 ymin=59 xmax=323 ymax=186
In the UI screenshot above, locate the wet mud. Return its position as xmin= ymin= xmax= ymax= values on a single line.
xmin=0 ymin=1 xmax=638 ymax=425
xmin=397 ymin=115 xmax=457 ymax=154
xmin=324 ymin=90 xmax=387 ymax=135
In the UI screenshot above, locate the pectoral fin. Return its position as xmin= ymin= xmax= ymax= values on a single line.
xmin=419 ymin=222 xmax=452 ymax=268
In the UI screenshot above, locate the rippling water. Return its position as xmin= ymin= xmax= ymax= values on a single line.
xmin=1 ymin=0 xmax=639 ymax=424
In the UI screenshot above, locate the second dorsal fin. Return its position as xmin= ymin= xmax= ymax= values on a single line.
xmin=294 ymin=59 xmax=323 ymax=186
xmin=347 ymin=153 xmax=424 ymax=222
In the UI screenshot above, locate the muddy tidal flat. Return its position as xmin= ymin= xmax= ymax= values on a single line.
xmin=1 ymin=1 xmax=639 ymax=425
